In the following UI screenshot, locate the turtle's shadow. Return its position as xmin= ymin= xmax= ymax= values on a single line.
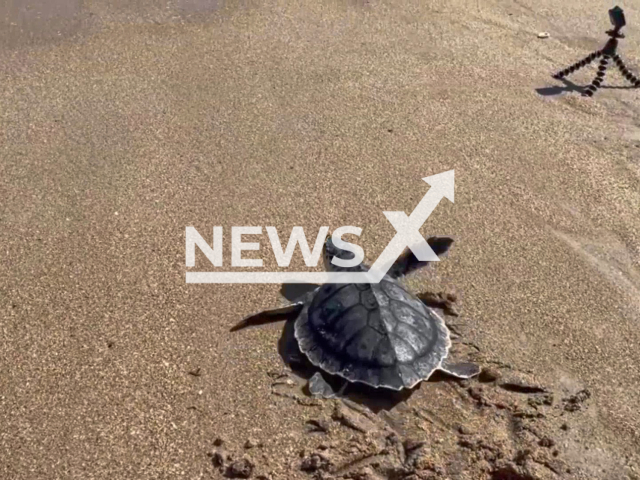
xmin=275 ymin=302 xmax=464 ymax=414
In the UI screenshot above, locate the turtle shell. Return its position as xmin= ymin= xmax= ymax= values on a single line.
xmin=294 ymin=277 xmax=451 ymax=390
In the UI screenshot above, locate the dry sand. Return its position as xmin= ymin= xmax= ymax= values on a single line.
xmin=1 ymin=0 xmax=640 ymax=479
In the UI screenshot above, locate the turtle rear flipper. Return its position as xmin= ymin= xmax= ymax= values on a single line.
xmin=308 ymin=372 xmax=348 ymax=399
xmin=438 ymin=360 xmax=481 ymax=379
xmin=388 ymin=236 xmax=454 ymax=278
xmin=230 ymin=302 xmax=305 ymax=332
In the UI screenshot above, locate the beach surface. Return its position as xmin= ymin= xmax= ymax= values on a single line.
xmin=1 ymin=0 xmax=640 ymax=478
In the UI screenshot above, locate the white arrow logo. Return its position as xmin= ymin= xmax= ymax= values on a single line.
xmin=187 ymin=170 xmax=455 ymax=284
xmin=367 ymin=170 xmax=454 ymax=283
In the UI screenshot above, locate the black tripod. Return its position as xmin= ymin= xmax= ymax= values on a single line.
xmin=552 ymin=6 xmax=640 ymax=97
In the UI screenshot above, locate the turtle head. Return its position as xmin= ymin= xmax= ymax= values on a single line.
xmin=323 ymin=233 xmax=356 ymax=272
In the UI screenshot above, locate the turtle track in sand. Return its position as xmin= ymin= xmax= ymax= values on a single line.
xmin=208 ymin=362 xmax=635 ymax=479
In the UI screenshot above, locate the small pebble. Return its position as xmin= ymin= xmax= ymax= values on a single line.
xmin=300 ymin=453 xmax=331 ymax=472
xmin=226 ymin=458 xmax=254 ymax=479
xmin=479 ymin=367 xmax=501 ymax=382
xmin=539 ymin=437 xmax=556 ymax=448
xmin=214 ymin=438 xmax=224 ymax=447
xmin=538 ymin=32 xmax=550 ymax=39
xmin=211 ymin=451 xmax=225 ymax=467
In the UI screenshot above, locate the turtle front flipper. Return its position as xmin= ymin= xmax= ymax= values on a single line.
xmin=388 ymin=236 xmax=454 ymax=278
xmin=230 ymin=302 xmax=305 ymax=332
xmin=438 ymin=360 xmax=481 ymax=379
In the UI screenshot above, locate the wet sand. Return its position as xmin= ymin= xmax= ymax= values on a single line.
xmin=1 ymin=0 xmax=640 ymax=478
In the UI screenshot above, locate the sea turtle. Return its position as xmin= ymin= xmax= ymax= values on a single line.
xmin=231 ymin=234 xmax=480 ymax=397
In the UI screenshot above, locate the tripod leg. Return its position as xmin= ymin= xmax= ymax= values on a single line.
xmin=582 ymin=55 xmax=611 ymax=97
xmin=611 ymin=54 xmax=640 ymax=87
xmin=553 ymin=50 xmax=603 ymax=79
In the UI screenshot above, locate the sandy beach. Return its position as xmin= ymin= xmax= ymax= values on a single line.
xmin=1 ymin=0 xmax=640 ymax=478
